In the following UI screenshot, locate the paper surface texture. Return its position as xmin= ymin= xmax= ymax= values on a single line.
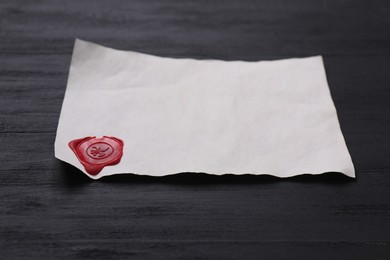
xmin=55 ymin=39 xmax=355 ymax=179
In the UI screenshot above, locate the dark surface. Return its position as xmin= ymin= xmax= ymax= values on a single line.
xmin=1 ymin=0 xmax=390 ymax=259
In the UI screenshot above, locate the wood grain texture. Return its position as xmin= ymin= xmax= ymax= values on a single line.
xmin=1 ymin=0 xmax=390 ymax=259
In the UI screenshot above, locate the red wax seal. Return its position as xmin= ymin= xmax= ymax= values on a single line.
xmin=68 ymin=136 xmax=124 ymax=175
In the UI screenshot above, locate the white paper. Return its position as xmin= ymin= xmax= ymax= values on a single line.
xmin=55 ymin=39 xmax=355 ymax=179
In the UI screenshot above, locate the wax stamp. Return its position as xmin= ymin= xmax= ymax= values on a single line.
xmin=68 ymin=136 xmax=124 ymax=175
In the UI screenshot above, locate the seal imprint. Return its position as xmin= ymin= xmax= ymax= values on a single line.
xmin=68 ymin=136 xmax=124 ymax=175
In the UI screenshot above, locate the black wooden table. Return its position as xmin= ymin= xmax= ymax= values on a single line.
xmin=1 ymin=0 xmax=390 ymax=259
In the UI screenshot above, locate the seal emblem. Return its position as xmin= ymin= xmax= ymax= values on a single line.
xmin=87 ymin=142 xmax=114 ymax=159
xmin=68 ymin=136 xmax=124 ymax=175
